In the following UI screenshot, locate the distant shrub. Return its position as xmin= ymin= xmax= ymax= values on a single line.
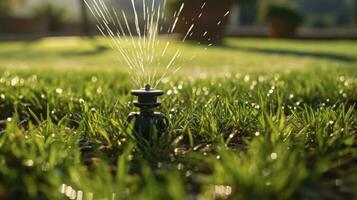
xmin=0 ymin=0 xmax=22 ymax=18
xmin=168 ymin=0 xmax=252 ymax=5
xmin=261 ymin=3 xmax=303 ymax=25
xmin=32 ymin=3 xmax=67 ymax=32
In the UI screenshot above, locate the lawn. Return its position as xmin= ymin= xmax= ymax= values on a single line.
xmin=0 ymin=37 xmax=356 ymax=199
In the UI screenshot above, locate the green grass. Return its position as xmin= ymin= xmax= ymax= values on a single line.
xmin=0 ymin=37 xmax=356 ymax=199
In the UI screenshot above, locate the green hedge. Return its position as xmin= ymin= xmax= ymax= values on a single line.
xmin=260 ymin=3 xmax=303 ymax=25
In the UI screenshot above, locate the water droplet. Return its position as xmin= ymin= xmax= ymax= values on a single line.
xmin=214 ymin=185 xmax=232 ymax=198
xmin=185 ymin=170 xmax=192 ymax=177
xmin=77 ymin=191 xmax=83 ymax=200
xmin=65 ymin=186 xmax=73 ymax=197
xmin=127 ymin=154 xmax=133 ymax=161
xmin=258 ymin=75 xmax=265 ymax=82
xmin=56 ymin=88 xmax=63 ymax=94
xmin=96 ymin=87 xmax=102 ymax=94
xmin=228 ymin=133 xmax=235 ymax=139
xmin=244 ymin=75 xmax=250 ymax=82
xmin=11 ymin=76 xmax=19 ymax=86
xmin=30 ymin=74 xmax=37 ymax=82
xmin=270 ymin=152 xmax=278 ymax=160
xmin=24 ymin=159 xmax=34 ymax=167
xmin=60 ymin=184 xmax=66 ymax=193
xmin=177 ymin=163 xmax=184 ymax=170
xmin=201 ymin=2 xmax=206 ymax=9
xmin=91 ymin=76 xmax=98 ymax=82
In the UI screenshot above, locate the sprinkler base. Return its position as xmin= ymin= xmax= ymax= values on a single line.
xmin=126 ymin=84 xmax=168 ymax=140
xmin=127 ymin=111 xmax=168 ymax=140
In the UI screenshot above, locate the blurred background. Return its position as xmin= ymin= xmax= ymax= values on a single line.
xmin=0 ymin=0 xmax=356 ymax=40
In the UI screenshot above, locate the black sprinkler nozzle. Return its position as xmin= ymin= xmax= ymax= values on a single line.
xmin=126 ymin=85 xmax=168 ymax=140
xmin=131 ymin=84 xmax=164 ymax=109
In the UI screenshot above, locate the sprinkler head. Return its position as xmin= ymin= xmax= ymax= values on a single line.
xmin=127 ymin=84 xmax=169 ymax=141
xmin=131 ymin=84 xmax=164 ymax=110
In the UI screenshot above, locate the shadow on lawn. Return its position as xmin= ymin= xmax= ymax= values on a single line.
xmin=219 ymin=44 xmax=356 ymax=62
xmin=60 ymin=45 xmax=110 ymax=57
xmin=0 ymin=40 xmax=109 ymax=59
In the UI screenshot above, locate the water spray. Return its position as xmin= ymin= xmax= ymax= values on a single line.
xmin=127 ymin=84 xmax=168 ymax=140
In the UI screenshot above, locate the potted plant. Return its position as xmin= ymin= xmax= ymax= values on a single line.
xmin=168 ymin=0 xmax=250 ymax=44
xmin=261 ymin=3 xmax=303 ymax=38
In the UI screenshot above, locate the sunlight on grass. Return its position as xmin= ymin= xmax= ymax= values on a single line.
xmin=0 ymin=37 xmax=356 ymax=199
xmin=0 ymin=37 xmax=355 ymax=74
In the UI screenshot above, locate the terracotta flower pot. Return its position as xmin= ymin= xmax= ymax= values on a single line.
xmin=269 ymin=18 xmax=298 ymax=38
xmin=176 ymin=1 xmax=231 ymax=44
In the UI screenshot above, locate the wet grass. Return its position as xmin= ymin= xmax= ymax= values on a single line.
xmin=0 ymin=37 xmax=356 ymax=199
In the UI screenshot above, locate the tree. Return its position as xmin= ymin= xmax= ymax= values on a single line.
xmin=354 ymin=0 xmax=357 ymax=26
xmin=0 ymin=0 xmax=22 ymax=18
xmin=79 ymin=0 xmax=91 ymax=36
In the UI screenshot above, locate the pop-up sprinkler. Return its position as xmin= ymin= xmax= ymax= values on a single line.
xmin=127 ymin=84 xmax=169 ymax=140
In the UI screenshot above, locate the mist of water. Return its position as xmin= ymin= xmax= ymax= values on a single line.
xmin=84 ymin=0 xmax=230 ymax=88
xmin=84 ymin=0 xmax=189 ymax=88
